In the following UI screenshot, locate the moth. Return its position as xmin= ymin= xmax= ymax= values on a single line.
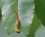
xmin=14 ymin=12 xmax=20 ymax=33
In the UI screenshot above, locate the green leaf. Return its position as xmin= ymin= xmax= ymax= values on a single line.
xmin=2 ymin=0 xmax=18 ymax=34
xmin=3 ymin=0 xmax=34 ymax=37
xmin=28 ymin=15 xmax=41 ymax=37
xmin=34 ymin=0 xmax=45 ymax=26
